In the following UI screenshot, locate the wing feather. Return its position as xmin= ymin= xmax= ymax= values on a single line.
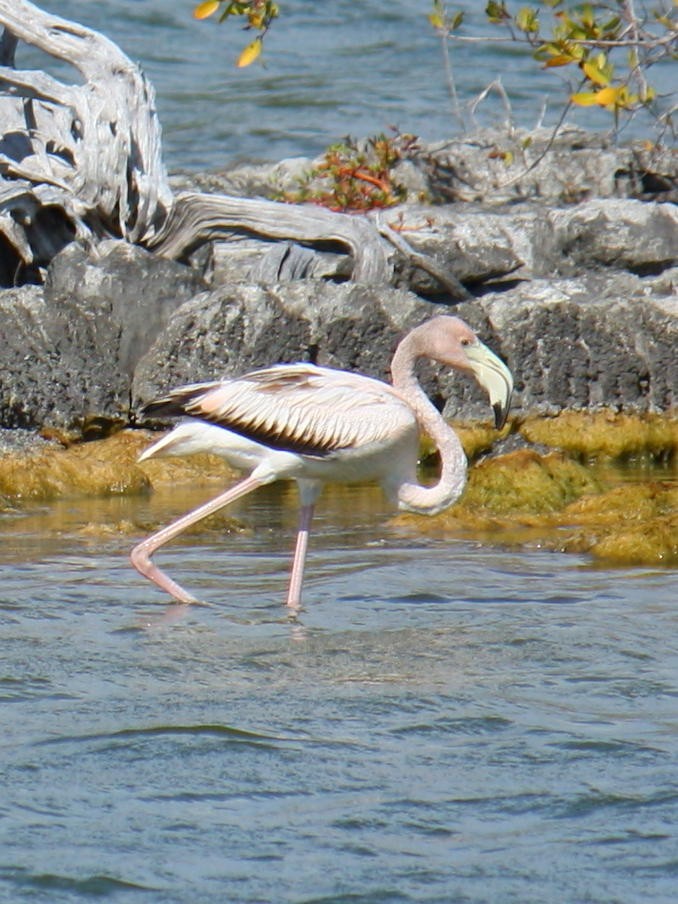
xmin=142 ymin=363 xmax=416 ymax=458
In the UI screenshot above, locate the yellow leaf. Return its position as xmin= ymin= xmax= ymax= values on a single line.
xmin=237 ymin=38 xmax=262 ymax=68
xmin=428 ymin=12 xmax=445 ymax=29
xmin=194 ymin=1 xmax=220 ymax=20
xmin=594 ymin=86 xmax=620 ymax=106
xmin=544 ymin=54 xmax=575 ymax=67
xmin=571 ymin=91 xmax=601 ymax=106
xmin=571 ymin=86 xmax=621 ymax=107
xmin=583 ymin=58 xmax=610 ymax=86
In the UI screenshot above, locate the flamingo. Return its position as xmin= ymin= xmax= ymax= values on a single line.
xmin=130 ymin=315 xmax=513 ymax=610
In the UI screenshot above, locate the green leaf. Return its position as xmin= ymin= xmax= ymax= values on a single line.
xmin=451 ymin=10 xmax=465 ymax=30
xmin=486 ymin=1 xmax=510 ymax=24
xmin=516 ymin=6 xmax=539 ymax=33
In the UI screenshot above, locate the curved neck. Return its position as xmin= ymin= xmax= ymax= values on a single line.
xmin=391 ymin=339 xmax=467 ymax=516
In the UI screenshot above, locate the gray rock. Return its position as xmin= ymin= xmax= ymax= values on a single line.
xmin=536 ymin=200 xmax=678 ymax=278
xmin=2 ymin=266 xmax=675 ymax=433
xmin=169 ymin=156 xmax=313 ymax=200
xmin=1 ymin=129 xmax=676 ymax=434
xmin=0 ymin=285 xmax=61 ymax=428
xmin=46 ymin=241 xmax=206 ymax=377
xmin=207 ymin=237 xmax=350 ymax=286
xmin=372 ymin=198 xmax=677 ymax=293
xmin=132 ymin=280 xmax=519 ymax=425
xmin=0 ymin=427 xmax=54 ymax=455
xmin=372 ymin=203 xmax=531 ymax=292
xmin=172 ymin=128 xmax=677 ymax=208
xmin=132 ymin=282 xmax=446 ymax=406
xmin=200 ymin=194 xmax=674 ymax=300
xmin=421 ymin=127 xmax=677 ymax=205
xmin=477 ymin=274 xmax=678 ymax=416
xmin=167 ymin=131 xmax=676 ymax=300
xmin=0 ymin=240 xmax=205 ymax=429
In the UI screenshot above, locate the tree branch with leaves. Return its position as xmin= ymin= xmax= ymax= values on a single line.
xmin=429 ymin=0 xmax=676 ymax=139
xmin=193 ymin=0 xmax=279 ymax=66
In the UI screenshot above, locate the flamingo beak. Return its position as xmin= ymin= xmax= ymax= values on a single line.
xmin=464 ymin=341 xmax=514 ymax=429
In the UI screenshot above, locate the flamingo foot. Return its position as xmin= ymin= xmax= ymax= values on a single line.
xmin=130 ymin=545 xmax=199 ymax=605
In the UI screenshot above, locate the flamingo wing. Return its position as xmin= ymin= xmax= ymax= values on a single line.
xmin=142 ymin=364 xmax=416 ymax=458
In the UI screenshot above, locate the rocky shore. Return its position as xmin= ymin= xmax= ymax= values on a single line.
xmin=1 ymin=128 xmax=676 ymax=566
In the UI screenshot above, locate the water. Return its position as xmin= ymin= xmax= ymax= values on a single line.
xmin=1 ymin=483 xmax=677 ymax=902
xmin=26 ymin=0 xmax=675 ymax=171
xmin=4 ymin=3 xmax=678 ymax=899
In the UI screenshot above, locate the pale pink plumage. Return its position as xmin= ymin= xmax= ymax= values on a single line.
xmin=130 ymin=315 xmax=513 ymax=611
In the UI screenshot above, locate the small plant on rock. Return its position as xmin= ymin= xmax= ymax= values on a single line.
xmin=277 ymin=133 xmax=418 ymax=213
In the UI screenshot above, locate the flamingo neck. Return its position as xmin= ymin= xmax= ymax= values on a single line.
xmin=391 ymin=338 xmax=468 ymax=516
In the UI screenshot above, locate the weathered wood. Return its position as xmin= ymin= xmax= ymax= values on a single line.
xmin=375 ymin=215 xmax=473 ymax=301
xmin=0 ymin=0 xmax=172 ymax=250
xmin=149 ymin=191 xmax=392 ymax=284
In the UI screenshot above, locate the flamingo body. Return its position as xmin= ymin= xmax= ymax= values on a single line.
xmin=138 ymin=364 xmax=421 ymax=497
xmin=131 ymin=316 xmax=513 ymax=610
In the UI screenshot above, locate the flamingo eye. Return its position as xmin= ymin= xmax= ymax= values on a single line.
xmin=460 ymin=338 xmax=471 ymax=347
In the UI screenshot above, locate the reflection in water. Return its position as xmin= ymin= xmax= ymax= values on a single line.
xmin=1 ymin=482 xmax=677 ymax=903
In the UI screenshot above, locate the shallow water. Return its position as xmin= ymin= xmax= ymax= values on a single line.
xmin=1 ymin=483 xmax=677 ymax=902
xmin=5 ymin=4 xmax=678 ymax=898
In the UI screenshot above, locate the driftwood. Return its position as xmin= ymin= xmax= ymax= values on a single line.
xmin=0 ymin=0 xmax=394 ymax=287
xmin=148 ymin=191 xmax=391 ymax=284
xmin=0 ymin=2 xmax=171 ymax=262
xmin=375 ymin=215 xmax=473 ymax=302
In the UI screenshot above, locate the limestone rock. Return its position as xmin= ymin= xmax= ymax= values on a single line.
xmin=479 ymin=274 xmax=678 ymax=416
xmin=536 ymin=199 xmax=678 ymax=277
xmin=0 ymin=241 xmax=204 ymax=429
xmin=132 ymin=282 xmax=445 ymax=407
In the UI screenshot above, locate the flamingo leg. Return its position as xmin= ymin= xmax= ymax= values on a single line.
xmin=285 ymin=502 xmax=315 ymax=612
xmin=130 ymin=474 xmax=265 ymax=604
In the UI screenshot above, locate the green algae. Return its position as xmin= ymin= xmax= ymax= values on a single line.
xmin=462 ymin=449 xmax=602 ymax=515
xmin=0 ymin=430 xmax=235 ymax=502
xmin=519 ymin=410 xmax=678 ymax=463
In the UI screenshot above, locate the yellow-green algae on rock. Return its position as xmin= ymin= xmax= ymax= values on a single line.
xmin=519 ymin=410 xmax=678 ymax=462
xmin=462 ymin=449 xmax=602 ymax=515
xmin=0 ymin=429 xmax=236 ymax=503
xmin=556 ymin=482 xmax=678 ymax=566
xmin=0 ymin=431 xmax=149 ymax=502
xmin=399 ymin=441 xmax=677 ymax=567
xmin=1 ymin=414 xmax=676 ymax=567
xmin=398 ymin=448 xmax=601 ymax=539
xmin=452 ymin=423 xmax=510 ymax=461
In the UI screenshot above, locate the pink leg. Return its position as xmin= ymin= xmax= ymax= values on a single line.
xmin=285 ymin=502 xmax=315 ymax=612
xmin=130 ymin=474 xmax=264 ymax=603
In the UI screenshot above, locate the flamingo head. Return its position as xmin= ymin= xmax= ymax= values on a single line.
xmin=411 ymin=316 xmax=514 ymax=429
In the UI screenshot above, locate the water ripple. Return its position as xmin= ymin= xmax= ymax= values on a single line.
xmin=0 ymin=867 xmax=158 ymax=897
xmin=1 ymin=486 xmax=677 ymax=903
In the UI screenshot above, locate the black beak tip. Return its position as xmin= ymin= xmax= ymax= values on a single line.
xmin=493 ymin=401 xmax=509 ymax=430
